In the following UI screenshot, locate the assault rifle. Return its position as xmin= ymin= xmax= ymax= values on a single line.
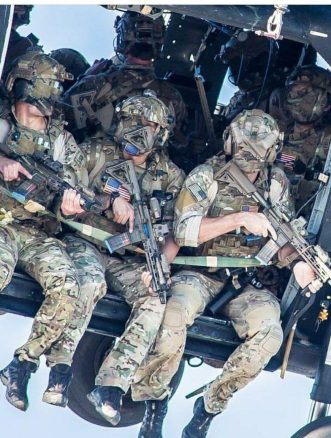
xmin=0 ymin=143 xmax=104 ymax=213
xmin=216 ymin=161 xmax=331 ymax=295
xmin=103 ymin=160 xmax=171 ymax=304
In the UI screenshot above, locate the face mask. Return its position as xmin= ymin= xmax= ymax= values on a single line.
xmin=119 ymin=125 xmax=157 ymax=155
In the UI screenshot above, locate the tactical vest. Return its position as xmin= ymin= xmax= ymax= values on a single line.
xmin=6 ymin=114 xmax=65 ymax=155
xmin=83 ymin=139 xmax=171 ymax=197
xmin=200 ymin=156 xmax=273 ymax=258
xmin=0 ymin=115 xmax=65 ymax=224
xmin=76 ymin=139 xmax=179 ymax=249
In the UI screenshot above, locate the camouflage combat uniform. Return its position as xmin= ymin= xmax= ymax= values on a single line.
xmin=0 ymin=113 xmax=87 ymax=366
xmin=274 ymin=65 xmax=331 ymax=214
xmin=52 ymin=137 xmax=185 ymax=391
xmin=131 ymin=153 xmax=291 ymax=414
xmin=62 ymin=62 xmax=187 ymax=146
xmin=276 ymin=123 xmax=331 ymax=213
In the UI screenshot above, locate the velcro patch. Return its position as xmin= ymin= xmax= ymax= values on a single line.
xmin=241 ymin=204 xmax=259 ymax=212
xmin=188 ymin=183 xmax=207 ymax=202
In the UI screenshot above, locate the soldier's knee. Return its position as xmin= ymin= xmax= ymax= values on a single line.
xmin=0 ymin=264 xmax=14 ymax=291
xmin=259 ymin=321 xmax=283 ymax=357
xmin=163 ymin=297 xmax=188 ymax=331
xmin=48 ymin=269 xmax=80 ymax=300
xmin=0 ymin=240 xmax=16 ymax=291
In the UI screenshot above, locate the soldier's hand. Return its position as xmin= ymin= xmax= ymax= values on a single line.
xmin=293 ymin=261 xmax=323 ymax=294
xmin=141 ymin=271 xmax=154 ymax=294
xmin=240 ymin=212 xmax=277 ymax=240
xmin=112 ymin=197 xmax=135 ymax=232
xmin=0 ymin=156 xmax=32 ymax=181
xmin=61 ymin=189 xmax=85 ymax=216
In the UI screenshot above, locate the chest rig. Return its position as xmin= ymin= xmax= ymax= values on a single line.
xmin=0 ymin=115 xmax=64 ymax=220
xmin=201 ymin=161 xmax=270 ymax=258
xmin=89 ymin=140 xmax=169 ymax=200
xmin=6 ymin=114 xmax=64 ymax=155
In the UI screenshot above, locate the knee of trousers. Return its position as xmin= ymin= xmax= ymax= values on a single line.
xmin=154 ymin=291 xmax=203 ymax=355
xmin=163 ymin=290 xmax=203 ymax=332
xmin=259 ymin=321 xmax=283 ymax=356
xmin=44 ymin=267 xmax=81 ymax=300
xmin=0 ymin=261 xmax=15 ymax=291
xmin=0 ymin=232 xmax=16 ymax=290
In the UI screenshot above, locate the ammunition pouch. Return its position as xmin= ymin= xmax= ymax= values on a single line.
xmin=203 ymin=233 xmax=263 ymax=257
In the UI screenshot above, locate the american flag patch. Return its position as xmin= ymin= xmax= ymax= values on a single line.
xmin=277 ymin=152 xmax=296 ymax=170
xmin=241 ymin=204 xmax=259 ymax=212
xmin=103 ymin=177 xmax=131 ymax=201
xmin=188 ymin=183 xmax=207 ymax=202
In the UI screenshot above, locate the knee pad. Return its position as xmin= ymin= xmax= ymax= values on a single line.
xmin=162 ymin=298 xmax=186 ymax=331
xmin=260 ymin=322 xmax=283 ymax=356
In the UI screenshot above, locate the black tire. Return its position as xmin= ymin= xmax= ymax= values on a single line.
xmin=68 ymin=332 xmax=185 ymax=428
xmin=291 ymin=416 xmax=331 ymax=438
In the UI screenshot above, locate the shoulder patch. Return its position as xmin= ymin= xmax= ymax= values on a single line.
xmin=188 ymin=183 xmax=207 ymax=202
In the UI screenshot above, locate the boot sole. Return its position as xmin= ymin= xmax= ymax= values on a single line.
xmin=87 ymin=392 xmax=121 ymax=426
xmin=42 ymin=391 xmax=68 ymax=407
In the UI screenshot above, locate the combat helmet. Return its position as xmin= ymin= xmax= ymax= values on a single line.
xmin=49 ymin=48 xmax=90 ymax=91
xmin=114 ymin=90 xmax=174 ymax=155
xmin=223 ymin=109 xmax=283 ymax=173
xmin=5 ymin=51 xmax=73 ymax=115
xmin=114 ymin=11 xmax=165 ymax=60
xmin=285 ymin=64 xmax=331 ymax=123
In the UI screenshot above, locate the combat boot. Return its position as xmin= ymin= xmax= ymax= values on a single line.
xmin=182 ymin=397 xmax=217 ymax=438
xmin=87 ymin=385 xmax=124 ymax=425
xmin=42 ymin=364 xmax=73 ymax=407
xmin=0 ymin=356 xmax=37 ymax=411
xmin=138 ymin=397 xmax=169 ymax=438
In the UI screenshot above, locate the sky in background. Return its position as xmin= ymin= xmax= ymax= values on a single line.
xmin=0 ymin=4 xmax=322 ymax=438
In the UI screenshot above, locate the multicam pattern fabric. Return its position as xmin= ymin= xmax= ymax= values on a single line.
xmin=131 ymin=154 xmax=288 ymax=413
xmin=0 ymin=224 xmax=80 ymax=366
xmin=6 ymin=51 xmax=72 ymax=104
xmin=203 ymin=286 xmax=282 ymax=414
xmin=174 ymin=154 xmax=292 ymax=250
xmin=61 ymin=140 xmax=184 ymax=392
xmin=81 ymin=138 xmax=185 ymax=227
xmin=0 ymin=116 xmax=88 ymax=224
xmin=223 ymin=109 xmax=282 ymax=173
xmin=276 ymin=123 xmax=331 ymax=214
xmin=95 ymin=256 xmax=166 ymax=392
xmin=45 ymin=235 xmax=107 ymax=367
xmin=131 ymin=272 xmax=282 ymax=414
xmin=63 ymin=63 xmax=187 ymax=144
xmin=0 ymin=112 xmax=89 ymax=368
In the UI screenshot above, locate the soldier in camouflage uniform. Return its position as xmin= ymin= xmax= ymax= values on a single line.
xmin=62 ymin=10 xmax=187 ymax=149
xmin=45 ymin=91 xmax=185 ymax=424
xmin=219 ymin=30 xmax=316 ymax=126
xmin=131 ymin=110 xmax=321 ymax=438
xmin=274 ymin=65 xmax=331 ymax=215
xmin=0 ymin=52 xmax=92 ymax=411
